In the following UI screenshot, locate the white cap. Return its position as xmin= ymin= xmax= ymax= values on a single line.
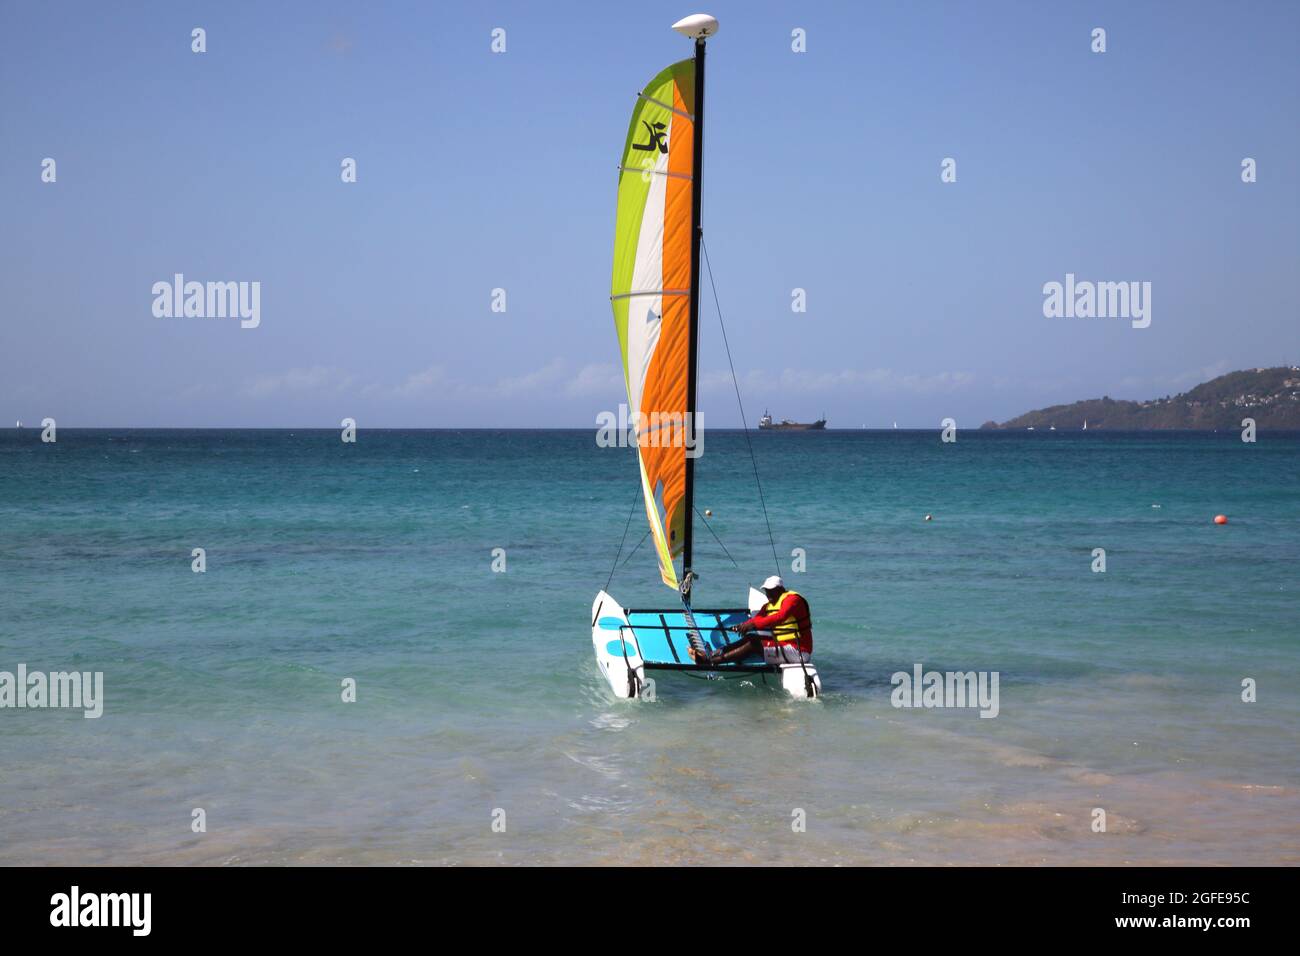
xmin=761 ymin=575 xmax=785 ymax=591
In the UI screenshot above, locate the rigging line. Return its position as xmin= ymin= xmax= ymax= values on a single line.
xmin=604 ymin=486 xmax=643 ymax=592
xmin=619 ymin=529 xmax=653 ymax=570
xmin=694 ymin=506 xmax=740 ymax=569
xmin=700 ymin=237 xmax=782 ymax=576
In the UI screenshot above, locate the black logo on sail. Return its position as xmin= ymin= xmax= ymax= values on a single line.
xmin=632 ymin=120 xmax=668 ymax=154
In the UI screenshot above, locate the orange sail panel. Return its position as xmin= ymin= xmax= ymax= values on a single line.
xmin=610 ymin=59 xmax=696 ymax=589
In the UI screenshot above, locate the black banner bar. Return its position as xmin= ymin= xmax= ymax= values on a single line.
xmin=1 ymin=865 xmax=1281 ymax=942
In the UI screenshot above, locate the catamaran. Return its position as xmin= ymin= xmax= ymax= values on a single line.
xmin=591 ymin=14 xmax=820 ymax=701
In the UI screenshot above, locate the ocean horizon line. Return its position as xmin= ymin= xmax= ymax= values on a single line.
xmin=7 ymin=424 xmax=1300 ymax=433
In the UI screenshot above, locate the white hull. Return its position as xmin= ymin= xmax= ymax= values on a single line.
xmin=778 ymin=659 xmax=822 ymax=699
xmin=591 ymin=590 xmax=646 ymax=699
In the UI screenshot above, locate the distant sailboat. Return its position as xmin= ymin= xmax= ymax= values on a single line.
xmin=893 ymin=421 xmax=898 ymax=429
xmin=1082 ymin=419 xmax=1088 ymax=430
xmin=591 ymin=13 xmax=820 ymax=701
xmin=15 ymin=420 xmax=20 ymax=428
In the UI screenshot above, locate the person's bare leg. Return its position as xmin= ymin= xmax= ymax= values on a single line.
xmin=689 ymin=633 xmax=763 ymax=665
xmin=715 ymin=635 xmax=763 ymax=663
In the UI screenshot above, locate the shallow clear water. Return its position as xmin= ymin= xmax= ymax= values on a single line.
xmin=1 ymin=428 xmax=1297 ymax=864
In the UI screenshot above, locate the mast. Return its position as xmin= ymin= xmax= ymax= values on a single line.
xmin=681 ymin=31 xmax=707 ymax=591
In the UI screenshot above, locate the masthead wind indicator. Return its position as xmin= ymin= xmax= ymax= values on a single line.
xmin=671 ymin=13 xmax=718 ymax=39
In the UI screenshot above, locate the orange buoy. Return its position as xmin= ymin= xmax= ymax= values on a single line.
xmin=1214 ymin=514 xmax=1228 ymax=525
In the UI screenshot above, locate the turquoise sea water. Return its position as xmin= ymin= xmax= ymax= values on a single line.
xmin=1 ymin=428 xmax=1297 ymax=865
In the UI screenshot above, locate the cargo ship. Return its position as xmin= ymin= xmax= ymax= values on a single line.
xmin=759 ymin=410 xmax=827 ymax=430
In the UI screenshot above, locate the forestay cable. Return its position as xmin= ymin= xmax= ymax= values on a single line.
xmin=604 ymin=486 xmax=642 ymax=592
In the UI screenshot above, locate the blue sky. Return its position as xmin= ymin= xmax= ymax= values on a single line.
xmin=2 ymin=0 xmax=1296 ymax=427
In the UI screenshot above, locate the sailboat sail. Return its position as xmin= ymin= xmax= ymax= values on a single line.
xmin=610 ymin=58 xmax=697 ymax=590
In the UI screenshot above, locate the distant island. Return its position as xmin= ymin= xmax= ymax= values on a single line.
xmin=981 ymin=367 xmax=1300 ymax=430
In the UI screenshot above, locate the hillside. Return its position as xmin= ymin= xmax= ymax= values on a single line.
xmin=980 ymin=367 xmax=1300 ymax=430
